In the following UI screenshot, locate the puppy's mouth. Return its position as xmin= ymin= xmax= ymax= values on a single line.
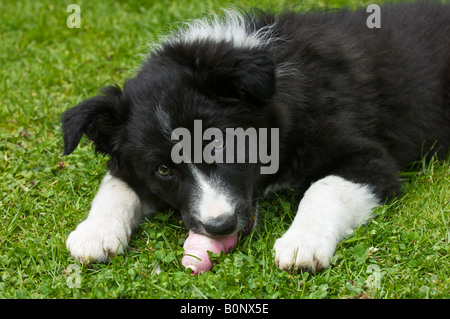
xmin=240 ymin=212 xmax=257 ymax=238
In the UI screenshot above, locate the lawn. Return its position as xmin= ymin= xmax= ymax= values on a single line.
xmin=0 ymin=0 xmax=449 ymax=299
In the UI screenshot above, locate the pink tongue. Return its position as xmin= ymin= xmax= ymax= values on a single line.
xmin=181 ymin=231 xmax=238 ymax=275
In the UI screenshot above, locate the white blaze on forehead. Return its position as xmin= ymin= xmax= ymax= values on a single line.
xmin=190 ymin=166 xmax=234 ymax=221
xmin=198 ymin=184 xmax=233 ymax=219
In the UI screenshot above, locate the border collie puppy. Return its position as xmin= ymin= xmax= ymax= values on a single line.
xmin=62 ymin=2 xmax=449 ymax=273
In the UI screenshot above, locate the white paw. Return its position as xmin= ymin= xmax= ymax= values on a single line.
xmin=273 ymin=228 xmax=335 ymax=273
xmin=66 ymin=218 xmax=130 ymax=263
xmin=273 ymin=175 xmax=380 ymax=273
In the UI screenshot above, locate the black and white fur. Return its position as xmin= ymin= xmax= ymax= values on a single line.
xmin=62 ymin=2 xmax=449 ymax=273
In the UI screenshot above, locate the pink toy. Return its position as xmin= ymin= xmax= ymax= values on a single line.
xmin=181 ymin=230 xmax=238 ymax=275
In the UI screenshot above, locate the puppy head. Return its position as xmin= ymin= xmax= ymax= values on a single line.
xmin=61 ymin=41 xmax=277 ymax=237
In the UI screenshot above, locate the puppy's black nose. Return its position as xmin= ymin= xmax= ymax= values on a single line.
xmin=202 ymin=215 xmax=237 ymax=236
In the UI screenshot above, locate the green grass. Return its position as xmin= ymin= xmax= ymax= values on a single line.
xmin=0 ymin=0 xmax=449 ymax=299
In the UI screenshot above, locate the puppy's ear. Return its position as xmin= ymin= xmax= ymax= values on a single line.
xmin=61 ymin=85 xmax=126 ymax=156
xmin=196 ymin=48 xmax=276 ymax=105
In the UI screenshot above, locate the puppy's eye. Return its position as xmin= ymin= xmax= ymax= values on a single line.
xmin=157 ymin=164 xmax=172 ymax=177
xmin=213 ymin=137 xmax=225 ymax=153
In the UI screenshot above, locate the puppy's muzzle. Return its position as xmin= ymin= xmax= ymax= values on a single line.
xmin=201 ymin=214 xmax=238 ymax=236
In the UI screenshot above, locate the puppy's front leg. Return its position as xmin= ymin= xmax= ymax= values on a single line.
xmin=273 ymin=175 xmax=380 ymax=273
xmin=66 ymin=172 xmax=151 ymax=263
